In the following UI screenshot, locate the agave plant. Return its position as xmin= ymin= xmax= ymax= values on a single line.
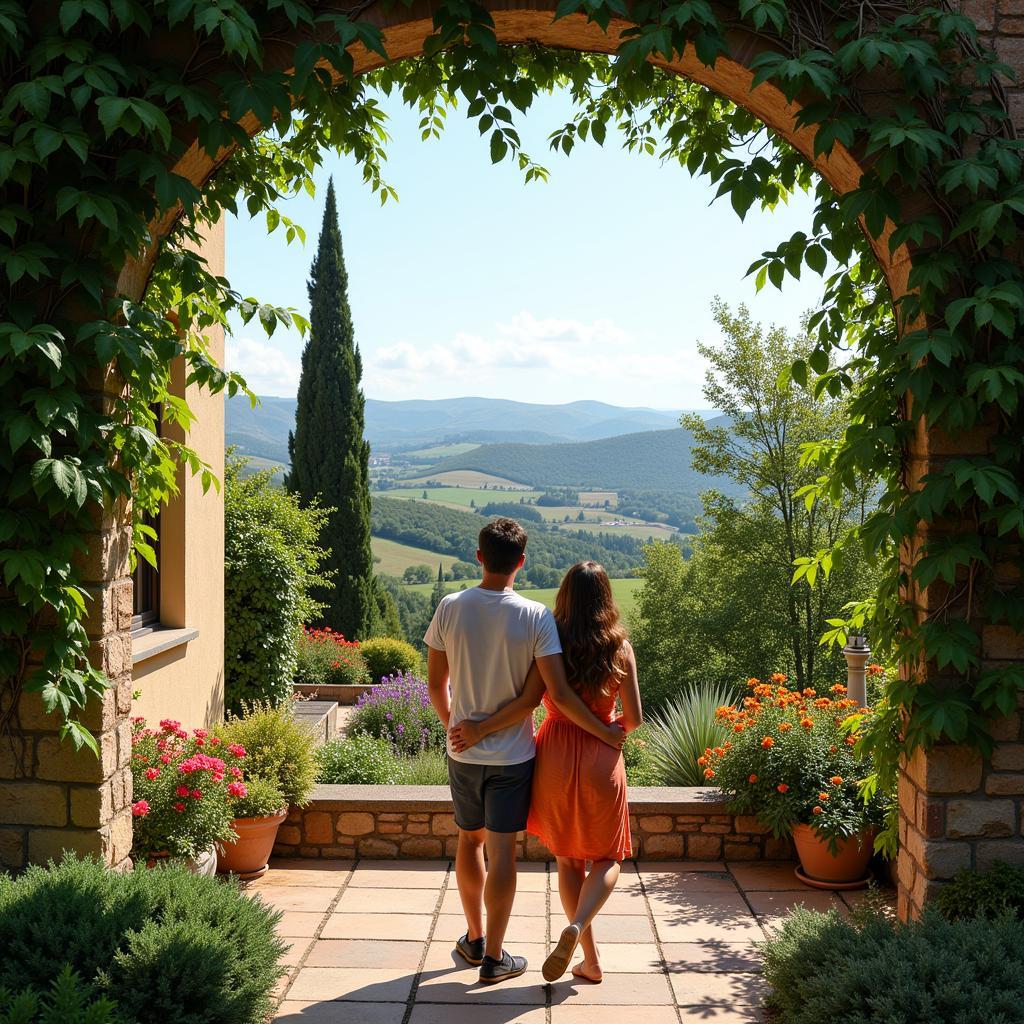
xmin=646 ymin=682 xmax=739 ymax=787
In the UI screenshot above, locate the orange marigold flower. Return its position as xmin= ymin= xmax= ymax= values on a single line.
xmin=818 ymin=792 xmax=830 ymax=801
xmin=831 ymin=684 xmax=847 ymax=694
xmin=733 ymin=724 xmax=745 ymax=733
xmin=748 ymin=774 xmax=758 ymax=784
xmin=704 ymin=768 xmax=716 ymax=779
xmin=867 ymin=663 xmax=885 ymax=676
xmin=713 ymin=747 xmax=725 ymax=757
xmin=803 ymin=688 xmax=816 ymax=698
xmin=801 ymin=718 xmax=814 ymax=729
xmin=777 ymin=783 xmax=789 ymax=793
xmin=779 ymin=722 xmax=793 ymax=732
xmin=845 ymin=735 xmax=857 ymax=745
xmin=814 ymin=698 xmax=832 ymax=709
xmin=723 ymin=741 xmax=732 ymax=750
xmin=697 ymin=755 xmax=708 ymax=766
xmin=771 ymin=673 xmax=788 ymax=684
xmin=747 ymin=677 xmax=760 ymax=688
xmin=830 ymin=776 xmax=843 ymax=785
xmin=812 ymin=806 xmax=823 ymax=815
xmin=761 ymin=736 xmax=775 ymax=749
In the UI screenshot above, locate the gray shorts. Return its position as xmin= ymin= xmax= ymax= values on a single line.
xmin=447 ymin=756 xmax=535 ymax=833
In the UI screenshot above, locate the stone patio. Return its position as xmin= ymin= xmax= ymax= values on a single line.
xmin=252 ymin=857 xmax=885 ymax=1023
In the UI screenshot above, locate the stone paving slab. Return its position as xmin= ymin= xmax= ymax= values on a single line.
xmin=260 ymin=858 xmax=891 ymax=1023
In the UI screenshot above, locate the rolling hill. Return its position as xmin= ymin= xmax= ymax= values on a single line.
xmin=418 ymin=426 xmax=739 ymax=494
xmin=225 ymin=395 xmax=710 ymax=458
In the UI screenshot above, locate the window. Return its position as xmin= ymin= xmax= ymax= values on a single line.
xmin=131 ymin=511 xmax=160 ymax=638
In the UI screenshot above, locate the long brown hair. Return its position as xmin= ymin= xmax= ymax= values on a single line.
xmin=554 ymin=561 xmax=628 ymax=700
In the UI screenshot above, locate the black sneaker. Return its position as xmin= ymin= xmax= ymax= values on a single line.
xmin=455 ymin=933 xmax=485 ymax=966
xmin=479 ymin=950 xmax=528 ymax=984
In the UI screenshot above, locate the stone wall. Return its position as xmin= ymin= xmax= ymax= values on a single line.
xmin=273 ymin=785 xmax=795 ymax=862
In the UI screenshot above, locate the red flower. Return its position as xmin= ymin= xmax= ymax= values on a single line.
xmin=191 ymin=789 xmax=202 ymax=800
xmin=703 ymin=768 xmax=715 ymax=779
xmin=159 ymin=719 xmax=182 ymax=734
xmin=131 ymin=800 xmax=150 ymax=817
xmin=812 ymin=806 xmax=823 ymax=815
xmin=228 ymin=781 xmax=247 ymax=798
xmin=777 ymin=783 xmax=789 ymax=793
xmin=761 ymin=737 xmax=775 ymax=749
xmin=144 ymin=767 xmax=160 ymax=781
xmin=748 ymin=774 xmax=758 ymax=784
xmin=830 ymin=776 xmax=843 ymax=785
xmin=176 ymin=785 xmax=190 ymax=797
xmin=173 ymin=802 xmax=186 ymax=813
xmin=228 ymin=744 xmax=246 ymax=759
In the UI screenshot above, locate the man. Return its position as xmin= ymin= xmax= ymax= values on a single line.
xmin=424 ymin=518 xmax=622 ymax=984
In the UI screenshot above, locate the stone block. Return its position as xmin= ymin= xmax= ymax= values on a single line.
xmin=643 ymin=833 xmax=685 ymax=858
xmin=976 ymin=840 xmax=1024 ymax=870
xmin=904 ymin=745 xmax=983 ymax=794
xmin=400 ymin=837 xmax=443 ymax=858
xmin=905 ymin=829 xmax=971 ymax=880
xmin=432 ymin=813 xmax=458 ymax=836
xmin=113 ymin=579 xmax=134 ymax=631
xmin=638 ymin=814 xmax=673 ymax=833
xmin=28 ymin=827 xmax=104 ymax=865
xmin=378 ymin=822 xmax=403 ymax=835
xmin=69 ymin=783 xmax=112 ymax=828
xmin=964 ymin=0 xmax=996 ymax=29
xmin=378 ymin=813 xmax=404 ymax=822
xmin=337 ymin=812 xmax=374 ymax=836
xmin=699 ymin=824 xmax=732 ymax=834
xmin=358 ymin=837 xmax=398 ymax=858
xmin=0 ymin=782 xmax=68 ymax=826
xmin=1003 ymin=17 xmax=1024 ymax=33
xmin=0 ymin=737 xmax=29 ymax=780
xmin=406 ymin=823 xmax=429 ymax=835
xmin=36 ymin=731 xmax=116 ymax=784
xmin=916 ymin=796 xmax=945 ymax=838
xmin=303 ymin=811 xmax=333 ymax=844
xmin=764 ymin=837 xmax=794 ymax=859
xmin=986 ymin=774 xmax=1024 ymax=795
xmin=991 ymin=745 xmax=1024 ymax=771
xmin=444 ymin=837 xmax=459 ymax=858
xmin=989 ymin=713 xmax=1021 ymax=742
xmin=734 ymin=815 xmax=770 ymax=835
xmin=983 ymin=624 xmax=1024 ymax=660
xmin=79 ymin=689 xmax=118 ymax=734
xmin=686 ymin=833 xmax=722 ymax=859
xmin=298 ymin=845 xmax=320 ymax=858
xmin=946 ymin=798 xmax=1015 ymax=838
xmin=108 ymin=808 xmax=133 ymax=864
xmin=16 ymin=692 xmax=62 ymax=733
xmin=277 ymin=825 xmax=301 ymax=846
xmin=0 ymin=829 xmax=25 ymax=869
xmin=81 ymin=585 xmax=113 ymax=640
xmin=408 ymin=813 xmax=429 ymax=822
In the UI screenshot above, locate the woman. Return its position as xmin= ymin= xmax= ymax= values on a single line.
xmin=449 ymin=561 xmax=643 ymax=984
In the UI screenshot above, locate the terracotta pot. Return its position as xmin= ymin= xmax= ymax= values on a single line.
xmin=145 ymin=845 xmax=218 ymax=876
xmin=791 ymin=824 xmax=875 ymax=886
xmin=217 ymin=809 xmax=288 ymax=880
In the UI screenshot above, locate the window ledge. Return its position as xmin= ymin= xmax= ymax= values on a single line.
xmin=132 ymin=626 xmax=199 ymax=666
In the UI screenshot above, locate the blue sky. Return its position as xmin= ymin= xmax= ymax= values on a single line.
xmin=225 ymin=86 xmax=827 ymax=409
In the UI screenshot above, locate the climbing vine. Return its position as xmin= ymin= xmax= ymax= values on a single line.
xmin=0 ymin=0 xmax=1022 ymax=833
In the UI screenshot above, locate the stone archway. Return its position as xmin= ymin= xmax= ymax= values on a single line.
xmin=7 ymin=0 xmax=1023 ymax=924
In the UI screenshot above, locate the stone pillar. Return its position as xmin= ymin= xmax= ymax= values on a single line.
xmin=0 ymin=370 xmax=134 ymax=871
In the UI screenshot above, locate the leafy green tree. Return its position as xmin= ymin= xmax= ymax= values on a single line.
xmin=402 ymin=564 xmax=433 ymax=584
xmin=431 ymin=564 xmax=448 ymax=611
xmin=224 ymin=452 xmax=333 ymax=711
xmin=285 ymin=179 xmax=373 ymax=639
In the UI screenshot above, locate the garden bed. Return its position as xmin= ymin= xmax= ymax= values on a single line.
xmin=273 ymin=784 xmax=796 ymax=862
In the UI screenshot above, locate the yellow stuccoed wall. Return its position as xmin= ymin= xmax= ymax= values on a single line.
xmin=132 ymin=219 xmax=226 ymax=729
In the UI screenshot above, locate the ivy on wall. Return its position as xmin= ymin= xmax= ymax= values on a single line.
xmin=0 ymin=0 xmax=1021 ymax=822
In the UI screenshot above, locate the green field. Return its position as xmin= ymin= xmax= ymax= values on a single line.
xmin=377 ymin=485 xmax=542 ymax=508
xmin=569 ymin=522 xmax=679 ymax=541
xmin=371 ymin=537 xmax=461 ymax=576
xmin=405 ymin=443 xmax=480 ymax=459
xmin=403 ymin=470 xmax=533 ymax=489
xmin=402 ymin=576 xmax=645 ymax=619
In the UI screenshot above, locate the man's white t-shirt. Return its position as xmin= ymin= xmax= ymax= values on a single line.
xmin=424 ymin=586 xmax=562 ymax=766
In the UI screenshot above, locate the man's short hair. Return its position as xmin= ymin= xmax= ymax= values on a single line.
xmin=478 ymin=518 xmax=528 ymax=574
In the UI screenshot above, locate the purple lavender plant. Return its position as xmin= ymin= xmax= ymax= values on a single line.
xmin=351 ymin=673 xmax=447 ymax=757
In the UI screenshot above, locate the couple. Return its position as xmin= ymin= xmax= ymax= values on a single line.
xmin=424 ymin=517 xmax=643 ymax=986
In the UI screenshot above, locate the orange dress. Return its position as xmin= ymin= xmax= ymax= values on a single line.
xmin=527 ymin=684 xmax=631 ymax=862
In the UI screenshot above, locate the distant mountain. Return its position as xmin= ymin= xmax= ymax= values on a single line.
xmin=420 ymin=426 xmax=741 ymax=495
xmin=226 ymin=395 xmax=715 ymax=461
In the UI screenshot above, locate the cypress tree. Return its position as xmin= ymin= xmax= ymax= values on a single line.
xmin=285 ymin=178 xmax=373 ymax=639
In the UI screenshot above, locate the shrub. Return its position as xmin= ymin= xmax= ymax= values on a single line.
xmin=0 ymin=967 xmax=119 ymax=1024
xmin=933 ymin=861 xmax=1024 ymax=921
xmin=0 ymin=856 xmax=285 ymax=1024
xmin=316 ymin=734 xmax=400 ymax=785
xmin=622 ymin=724 xmax=663 ymax=786
xmin=224 ymin=454 xmax=334 ymax=712
xmin=644 ymin=681 xmax=737 ymax=787
xmin=396 ymin=748 xmax=449 ymax=785
xmin=294 ymin=627 xmax=372 ymax=688
xmin=129 ymin=718 xmax=248 ymax=859
xmin=359 ymin=636 xmax=423 ymax=681
xmin=761 ymin=905 xmax=1024 ymax=1024
xmin=350 ymin=673 xmax=446 ymax=756
xmin=215 ymin=701 xmax=318 ymax=807
xmin=704 ymin=674 xmax=891 ymax=844
xmin=230 ymin=776 xmax=285 ymax=819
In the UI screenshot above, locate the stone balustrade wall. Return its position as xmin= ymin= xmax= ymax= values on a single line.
xmin=273 ymin=785 xmax=795 ymax=862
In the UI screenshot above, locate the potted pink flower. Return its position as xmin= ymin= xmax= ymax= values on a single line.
xmin=130 ymin=718 xmax=251 ymax=873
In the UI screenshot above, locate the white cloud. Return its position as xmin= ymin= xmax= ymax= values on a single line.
xmin=225 ymin=336 xmax=301 ymax=397
xmin=365 ymin=311 xmax=701 ymax=403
